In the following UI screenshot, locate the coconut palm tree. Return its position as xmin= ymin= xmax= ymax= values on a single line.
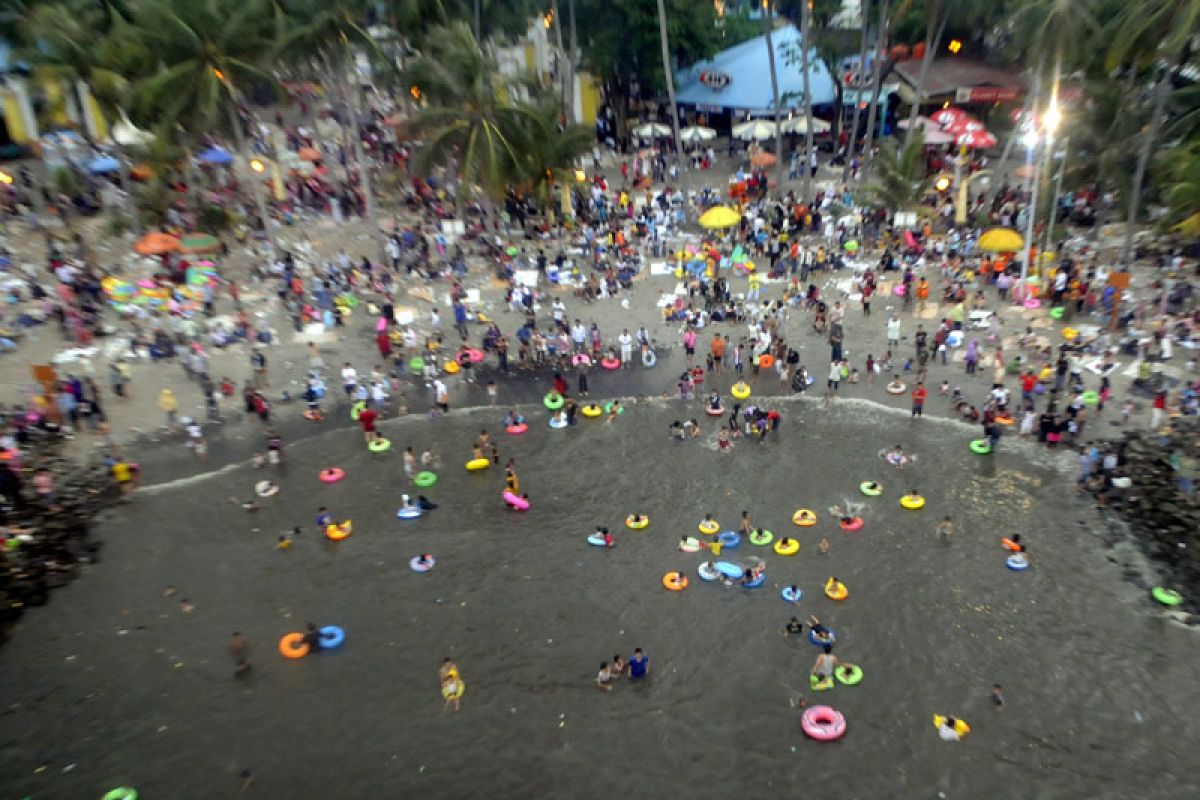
xmin=859 ymin=0 xmax=889 ymax=179
xmin=866 ymin=127 xmax=927 ymax=211
xmin=655 ymin=0 xmax=684 ymax=162
xmin=797 ymin=0 xmax=815 ymax=200
xmin=842 ymin=0 xmax=870 ymax=183
xmin=1160 ymin=144 xmax=1200 ymax=232
xmin=127 ymin=0 xmax=278 ymax=250
xmin=509 ymin=100 xmax=593 ymax=227
xmin=1106 ymin=0 xmax=1200 ymax=266
xmin=402 ymin=22 xmax=538 ymax=202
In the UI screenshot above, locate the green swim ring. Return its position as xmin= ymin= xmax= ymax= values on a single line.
xmin=1049 ymin=306 xmax=1064 ymax=320
xmin=859 ymin=481 xmax=883 ymax=496
xmin=836 ymin=665 xmax=863 ymax=685
xmin=368 ymin=438 xmax=392 ymax=453
xmin=414 ymin=471 xmax=438 ymax=487
xmin=749 ymin=529 xmax=774 ymax=546
xmin=102 ymin=789 xmax=138 ymax=800
xmin=603 ymin=401 xmax=625 ymax=415
xmin=1152 ymin=587 xmax=1183 ymax=607
xmin=969 ymin=439 xmax=992 ymax=455
xmin=544 ymin=392 xmax=564 ymax=410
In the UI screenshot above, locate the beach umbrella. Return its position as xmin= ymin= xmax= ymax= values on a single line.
xmin=133 ymin=232 xmax=181 ymax=256
xmin=699 ymin=205 xmax=741 ymax=229
xmin=679 ymin=125 xmax=716 ymax=143
xmin=298 ymin=146 xmax=322 ymax=162
xmin=946 ymin=118 xmax=986 ymax=135
xmin=87 ymin=155 xmax=120 ymax=174
xmin=957 ymin=130 xmax=997 ymax=149
xmin=179 ymin=233 xmax=221 ymax=254
xmin=732 ymin=120 xmax=780 ymax=141
xmin=931 ymin=107 xmax=969 ymax=127
xmin=750 ymin=151 xmax=777 ymax=168
xmin=922 ymin=129 xmax=955 ymax=145
xmin=632 ymin=122 xmax=671 ymax=139
xmin=198 ymin=146 xmax=234 ymax=165
xmin=976 ymin=228 xmax=1024 ymax=253
xmin=781 ymin=116 xmax=830 ymax=134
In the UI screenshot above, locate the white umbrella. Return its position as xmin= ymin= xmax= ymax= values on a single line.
xmin=632 ymin=122 xmax=671 ymax=139
xmin=732 ymin=120 xmax=780 ymax=141
xmin=679 ymin=125 xmax=717 ymax=143
xmin=781 ymin=116 xmax=831 ymax=134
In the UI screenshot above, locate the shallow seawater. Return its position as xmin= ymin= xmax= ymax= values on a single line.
xmin=1 ymin=398 xmax=1198 ymax=799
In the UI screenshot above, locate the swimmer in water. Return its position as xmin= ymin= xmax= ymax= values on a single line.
xmin=708 ymin=392 xmax=721 ymax=411
xmin=818 ymin=537 xmax=830 ymax=554
xmin=886 ymin=445 xmax=906 ymax=466
xmin=991 ymin=684 xmax=1005 ymax=707
xmin=864 ymin=480 xmax=881 ymax=493
xmin=629 ymin=514 xmax=645 ymax=525
xmin=739 ymin=511 xmax=752 ymax=536
xmin=416 ymin=495 xmax=438 ymax=510
xmin=601 ymin=527 xmax=615 ymax=547
xmin=785 ymin=617 xmax=804 ymax=636
xmin=503 ymin=410 xmax=525 ymax=427
xmin=276 ymin=534 xmax=293 ymax=550
xmin=936 ymin=516 xmax=954 ymax=538
xmin=717 ymin=428 xmax=730 ymax=451
xmin=689 ymin=419 xmax=701 ymax=437
xmin=670 ymin=421 xmax=685 ymax=439
xmin=505 ymin=465 xmax=519 ymax=493
xmin=807 ymin=615 xmax=832 ymax=642
xmin=681 ymin=419 xmax=696 ymax=438
xmin=606 ymin=400 xmax=622 ymax=423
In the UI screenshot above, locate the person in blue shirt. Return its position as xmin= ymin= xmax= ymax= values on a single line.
xmin=628 ymin=648 xmax=648 ymax=681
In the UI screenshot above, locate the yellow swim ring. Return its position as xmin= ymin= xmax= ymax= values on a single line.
xmin=698 ymin=519 xmax=720 ymax=535
xmin=792 ymin=509 xmax=817 ymax=527
xmin=442 ymin=676 xmax=465 ymax=700
xmin=825 ymin=578 xmax=848 ymax=600
xmin=444 ymin=361 xmax=460 ymax=374
xmin=933 ymin=715 xmax=970 ymax=737
xmin=774 ymin=538 xmax=799 ymax=556
xmin=466 ymin=458 xmax=490 ymax=471
xmin=731 ymin=382 xmax=751 ymax=400
xmin=582 ymin=403 xmax=603 ymax=418
xmin=625 ymin=515 xmax=649 ymax=530
xmin=900 ymin=494 xmax=926 ymax=510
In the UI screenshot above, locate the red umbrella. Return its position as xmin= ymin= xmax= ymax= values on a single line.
xmin=931 ymin=107 xmax=969 ymax=127
xmin=957 ymin=130 xmax=998 ymax=149
xmin=945 ymin=118 xmax=986 ymax=134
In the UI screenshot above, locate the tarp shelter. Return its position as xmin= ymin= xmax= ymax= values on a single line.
xmin=676 ymin=24 xmax=835 ymax=113
xmin=893 ymin=59 xmax=1025 ymax=107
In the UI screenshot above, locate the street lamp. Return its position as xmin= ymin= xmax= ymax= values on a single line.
xmin=1019 ymin=127 xmax=1040 ymax=292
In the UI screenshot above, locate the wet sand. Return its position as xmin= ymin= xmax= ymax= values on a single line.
xmin=1 ymin=399 xmax=1198 ymax=799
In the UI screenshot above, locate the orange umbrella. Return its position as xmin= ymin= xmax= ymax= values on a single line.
xmin=751 ymin=151 xmax=777 ymax=168
xmin=298 ymin=147 xmax=322 ymax=162
xmin=134 ymin=232 xmax=180 ymax=256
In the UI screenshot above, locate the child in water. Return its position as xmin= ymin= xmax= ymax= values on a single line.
xmin=818 ymin=537 xmax=830 ymax=555
xmin=717 ymin=428 xmax=730 ymax=452
xmin=936 ymin=516 xmax=954 ymax=538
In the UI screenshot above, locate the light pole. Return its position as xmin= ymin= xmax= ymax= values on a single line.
xmin=1039 ymin=100 xmax=1064 ymax=264
xmin=1019 ymin=126 xmax=1040 ymax=294
xmin=1043 ymin=135 xmax=1068 ymax=262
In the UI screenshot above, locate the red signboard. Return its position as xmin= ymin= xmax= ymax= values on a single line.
xmin=956 ymin=86 xmax=1021 ymax=103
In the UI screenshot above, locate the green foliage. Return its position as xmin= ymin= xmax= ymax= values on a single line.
xmin=1159 ymin=144 xmax=1200 ymax=230
xmin=51 ymin=167 xmax=79 ymax=197
xmin=865 ymin=128 xmax=928 ymax=211
xmin=198 ymin=204 xmax=233 ymax=233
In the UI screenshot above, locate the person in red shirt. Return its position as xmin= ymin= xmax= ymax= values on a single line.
xmin=861 ymin=280 xmax=874 ymax=316
xmin=911 ymin=382 xmax=928 ymax=418
xmin=358 ymin=407 xmax=379 ymax=444
xmin=1020 ymin=370 xmax=1037 ymax=402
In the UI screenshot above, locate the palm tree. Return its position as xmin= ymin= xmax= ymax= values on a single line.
xmin=655 ymin=0 xmax=683 ymax=162
xmin=402 ymin=22 xmax=536 ymax=202
xmin=797 ymin=0 xmax=815 ymax=199
xmin=274 ymin=0 xmax=391 ymax=230
xmin=510 ymin=100 xmax=593 ymax=228
xmin=128 ymin=0 xmax=278 ymax=251
xmin=1107 ymin=0 xmax=1200 ymax=266
xmin=1160 ymin=144 xmax=1200 ymax=231
xmin=759 ymin=1 xmax=783 ymax=193
xmin=901 ymin=0 xmax=987 ymax=146
xmin=842 ymin=0 xmax=870 ymax=183
xmin=866 ymin=127 xmax=927 ymax=211
xmin=859 ymin=0 xmax=889 ymax=179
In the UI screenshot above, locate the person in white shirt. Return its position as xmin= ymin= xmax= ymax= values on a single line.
xmin=618 ymin=329 xmax=634 ymax=366
xmin=571 ymin=320 xmax=587 ymax=352
xmin=887 ymin=315 xmax=901 ymax=348
xmin=341 ymin=363 xmax=358 ymax=397
xmin=552 ymin=298 xmax=566 ymax=329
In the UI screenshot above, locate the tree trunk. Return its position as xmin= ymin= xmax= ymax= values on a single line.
xmin=902 ymin=0 xmax=948 ymax=148
xmin=860 ymin=0 xmax=889 ymax=180
xmin=117 ymin=145 xmax=140 ymax=234
xmin=993 ymin=55 xmax=1042 ymax=195
xmin=226 ymin=103 xmax=277 ymax=255
xmin=843 ymin=0 xmax=870 ymax=183
xmin=326 ymin=51 xmax=378 ymax=243
xmin=799 ymin=0 xmax=814 ymax=200
xmin=761 ymin=2 xmax=783 ymax=193
xmin=1122 ymin=62 xmax=1175 ymax=267
xmin=655 ymin=0 xmax=683 ymax=161
xmin=551 ymin=0 xmax=572 ymax=120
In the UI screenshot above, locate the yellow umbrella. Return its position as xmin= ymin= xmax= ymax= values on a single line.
xmin=1171 ymin=212 xmax=1200 ymax=236
xmin=699 ymin=206 xmax=741 ymax=229
xmin=976 ymin=227 xmax=1024 ymax=253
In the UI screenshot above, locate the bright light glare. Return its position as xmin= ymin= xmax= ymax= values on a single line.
xmin=1044 ymin=102 xmax=1061 ymax=134
xmin=1022 ymin=129 xmax=1039 ymax=150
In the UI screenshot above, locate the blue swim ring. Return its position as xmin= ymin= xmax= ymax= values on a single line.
xmin=808 ymin=628 xmax=836 ymax=647
xmin=743 ymin=573 xmax=766 ymax=589
xmin=1006 ymin=554 xmax=1030 ymax=571
xmin=698 ymin=562 xmax=720 ymax=581
xmin=715 ymin=561 xmax=743 ymax=580
xmin=717 ymin=531 xmax=740 ymax=548
xmin=318 ymin=625 xmax=345 ymax=649
xmin=781 ymin=586 xmax=803 ymax=603
xmin=396 ymin=507 xmax=423 ymax=519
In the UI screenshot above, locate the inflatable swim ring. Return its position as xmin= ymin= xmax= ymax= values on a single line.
xmin=319 ymin=468 xmax=345 ymax=484
xmin=548 ymin=416 xmax=568 ymax=429
xmin=442 ymin=673 xmax=465 ymax=700
xmin=466 ymin=348 xmax=485 ymax=364
xmin=506 ymin=423 xmax=528 ymax=435
xmin=743 ymin=573 xmax=766 ymax=589
xmin=466 ymin=458 xmax=490 ymax=471
xmin=679 ymin=537 xmax=701 ymax=553
xmin=502 ymin=491 xmax=530 ymax=511
xmin=1001 ymin=538 xmax=1022 ymax=552
xmin=603 ymin=401 xmax=624 ymax=415
xmin=810 ymin=674 xmax=835 ymax=691
xmin=995 ymin=414 xmax=1015 ymax=426
xmin=414 ymin=471 xmax=438 ymax=487
xmin=662 ymin=571 xmax=688 ymax=591
xmin=581 ymin=404 xmax=602 ymax=418
xmin=885 ymin=452 xmax=908 ymax=467
xmin=255 ymin=481 xmax=280 ymax=498
xmin=279 ymin=632 xmax=309 ymax=659
xmin=731 ymin=382 xmax=751 ymax=400
xmin=705 ymin=405 xmax=725 ymax=417
xmin=368 ymin=438 xmax=392 ymax=453
xmin=1024 ymin=296 xmax=1041 ymax=309
xmin=757 ymin=353 xmax=776 ymax=369
xmin=792 ymin=509 xmax=817 ymax=527
xmin=443 ymin=361 xmax=460 ymax=375
xmin=774 ymin=538 xmax=799 ymax=556
xmin=572 ymin=353 xmax=591 ymax=366
xmin=325 ymin=520 xmax=352 ymax=541
xmin=350 ymin=401 xmax=367 ymax=421
xmin=781 ymin=586 xmax=803 ymax=603
xmin=1082 ymin=390 xmax=1099 ymax=406
xmin=1006 ymin=554 xmax=1029 ymax=571
xmin=859 ymin=482 xmax=883 ymax=497
xmin=808 ymin=628 xmax=836 ymax=647
xmin=642 ymin=349 xmax=657 ymax=368
xmin=1152 ymin=587 xmax=1183 ymax=607
xmin=970 ymin=439 xmax=992 ymax=455
xmin=825 ymin=578 xmax=848 ymax=601
xmin=715 ymin=562 xmax=743 ymax=580
xmin=1049 ymin=306 xmax=1064 ymax=320
xmin=801 ymin=705 xmax=846 ymax=741
xmin=886 ymin=381 xmax=906 ymax=395
xmin=319 ymin=625 xmax=345 ymax=650
xmin=625 ymin=515 xmax=649 ymax=530
xmin=410 ymin=556 xmax=435 ymax=573
xmin=544 ymin=392 xmax=564 ymax=410
xmin=698 ymin=562 xmax=720 ymax=581
xmin=900 ymin=494 xmax=926 ymax=510
xmin=102 ymin=788 xmax=138 ymax=800
xmin=717 ymin=531 xmax=740 ymax=549
xmin=836 ymin=665 xmax=863 ymax=686
xmin=839 ymin=517 xmax=864 ymax=532
xmin=749 ymin=529 xmax=774 ymax=546
xmin=933 ymin=715 xmax=971 ymax=737
xmin=396 ymin=506 xmax=423 ymax=519
xmin=409 ymin=357 xmax=426 ymax=372
xmin=600 ymin=356 xmax=620 ymax=370
xmin=587 ymin=533 xmax=609 ymax=547
xmin=698 ymin=519 xmax=720 ymax=535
